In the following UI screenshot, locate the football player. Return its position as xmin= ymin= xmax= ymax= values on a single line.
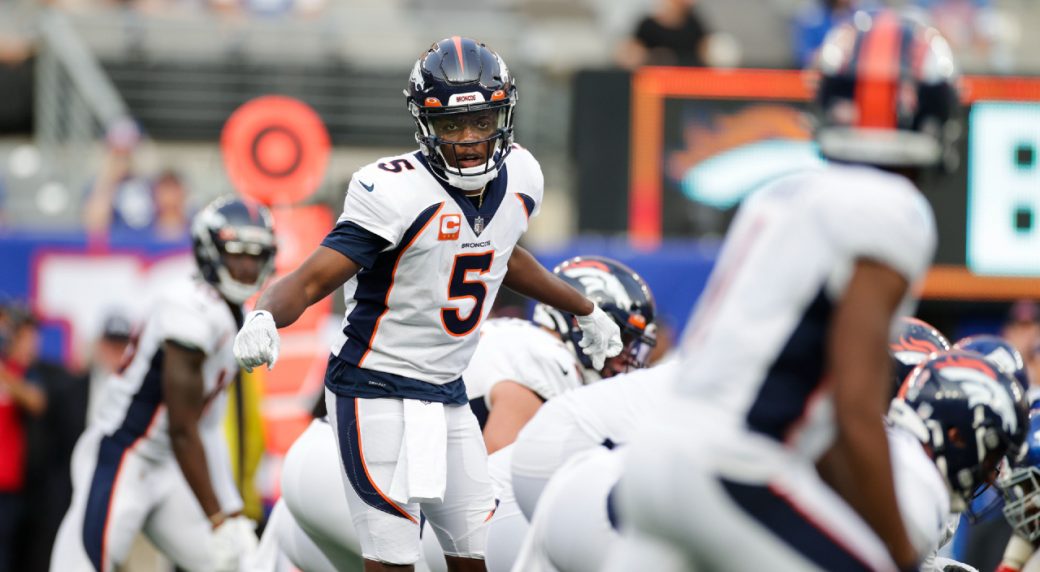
xmin=232 ymin=37 xmax=624 ymax=571
xmin=50 ymin=196 xmax=277 ymax=572
xmin=251 ymin=256 xmax=655 ymax=572
xmin=997 ymin=413 xmax=1040 ymax=572
xmin=467 ymin=255 xmax=656 ymax=453
xmin=613 ymin=9 xmax=961 ymax=571
xmin=521 ymin=350 xmax=1027 ymax=572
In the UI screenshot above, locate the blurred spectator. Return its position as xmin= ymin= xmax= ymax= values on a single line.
xmin=85 ymin=310 xmax=133 ymax=424
xmin=616 ymin=0 xmax=712 ymax=69
xmin=82 ymin=120 xmax=192 ymax=244
xmin=0 ymin=307 xmax=46 ymax=572
xmin=1002 ymin=299 xmax=1040 ymax=358
xmin=791 ymin=0 xmax=858 ymax=68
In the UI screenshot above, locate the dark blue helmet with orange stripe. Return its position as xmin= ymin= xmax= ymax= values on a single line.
xmin=813 ymin=9 xmax=960 ymax=168
xmin=532 ymin=256 xmax=656 ymax=380
xmin=191 ymin=195 xmax=277 ymax=305
xmin=889 ymin=316 xmax=950 ymax=399
xmin=406 ymin=37 xmax=517 ymax=191
xmin=889 ymin=350 xmax=1029 ymax=511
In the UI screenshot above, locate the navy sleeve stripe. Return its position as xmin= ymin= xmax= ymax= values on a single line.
xmin=517 ymin=193 xmax=536 ymax=219
xmin=321 ymin=221 xmax=392 ymax=269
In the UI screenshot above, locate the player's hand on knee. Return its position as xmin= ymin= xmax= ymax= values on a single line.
xmin=234 ymin=310 xmax=279 ymax=372
xmin=211 ymin=515 xmax=258 ymax=572
xmin=575 ymin=303 xmax=623 ymax=370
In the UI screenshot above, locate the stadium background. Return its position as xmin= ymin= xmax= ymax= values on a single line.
xmin=0 ymin=0 xmax=1039 ymax=569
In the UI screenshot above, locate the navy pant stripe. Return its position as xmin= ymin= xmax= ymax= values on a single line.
xmin=82 ymin=436 xmax=129 ymax=571
xmin=335 ymin=395 xmax=416 ymax=522
xmin=720 ymin=478 xmax=876 ymax=572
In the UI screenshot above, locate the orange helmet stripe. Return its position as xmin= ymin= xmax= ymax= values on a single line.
xmin=856 ymin=11 xmax=901 ymax=128
xmin=452 ymin=35 xmax=465 ymax=75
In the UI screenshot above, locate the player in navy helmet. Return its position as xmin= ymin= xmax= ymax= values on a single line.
xmin=52 ymin=196 xmax=275 ymax=572
xmin=532 ymin=256 xmax=657 ymax=381
xmin=889 ymin=316 xmax=950 ymax=398
xmin=892 ymin=350 xmax=1029 ymax=512
xmin=233 ymin=37 xmax=625 ymax=570
xmin=612 ymin=9 xmax=963 ymax=572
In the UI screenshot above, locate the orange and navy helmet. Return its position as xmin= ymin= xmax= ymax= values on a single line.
xmin=405 ymin=37 xmax=517 ymax=191
xmin=813 ymin=9 xmax=960 ymax=168
xmin=532 ymin=256 xmax=656 ymax=380
xmin=889 ymin=316 xmax=950 ymax=398
xmin=890 ymin=349 xmax=1029 ymax=511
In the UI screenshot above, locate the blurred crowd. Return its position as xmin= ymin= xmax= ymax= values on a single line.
xmin=0 ymin=301 xmax=134 ymax=572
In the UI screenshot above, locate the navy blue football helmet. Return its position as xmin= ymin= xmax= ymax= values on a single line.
xmin=191 ymin=195 xmax=277 ymax=304
xmin=405 ymin=37 xmax=517 ymax=191
xmin=813 ymin=9 xmax=961 ymax=169
xmin=532 ymin=256 xmax=656 ymax=380
xmin=889 ymin=316 xmax=950 ymax=399
xmin=890 ymin=350 xmax=1029 ymax=511
xmin=1000 ymin=414 xmax=1040 ymax=540
xmin=953 ymin=334 xmax=1030 ymax=395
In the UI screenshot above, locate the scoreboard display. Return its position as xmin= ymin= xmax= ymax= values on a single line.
xmin=625 ymin=67 xmax=1040 ymax=300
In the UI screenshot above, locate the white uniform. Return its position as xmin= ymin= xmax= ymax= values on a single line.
xmin=317 ymin=147 xmax=543 ymax=564
xmin=618 ymin=165 xmax=937 ymax=571
xmin=464 ymin=317 xmax=582 ymax=427
xmin=51 ymin=276 xmax=243 ymax=572
xmin=514 ymin=424 xmax=949 ymax=572
xmin=510 ymin=360 xmax=676 ymax=519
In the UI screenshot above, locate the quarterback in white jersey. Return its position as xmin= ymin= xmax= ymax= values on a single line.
xmin=51 ymin=197 xmax=277 ymax=572
xmin=615 ymin=10 xmax=962 ymax=572
xmin=233 ymin=38 xmax=623 ymax=569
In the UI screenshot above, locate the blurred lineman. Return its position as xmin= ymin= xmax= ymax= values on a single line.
xmin=251 ymin=255 xmax=654 ymax=572
xmin=467 ymin=256 xmax=657 ymax=453
xmin=232 ymin=37 xmax=622 ymax=572
xmin=51 ymin=197 xmax=277 ymax=572
xmin=612 ymin=10 xmax=962 ymax=572
xmin=515 ymin=350 xmax=1026 ymax=572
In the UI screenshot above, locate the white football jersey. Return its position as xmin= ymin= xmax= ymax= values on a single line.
xmin=674 ymin=164 xmax=936 ymax=460
xmin=889 ymin=424 xmax=950 ymax=560
xmin=92 ymin=275 xmax=240 ymax=462
xmin=327 ymin=147 xmax=543 ymax=394
xmin=464 ymin=318 xmax=582 ymax=407
xmin=540 ymin=359 xmax=677 ymax=446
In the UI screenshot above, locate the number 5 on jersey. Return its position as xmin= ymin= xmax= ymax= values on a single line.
xmin=442 ymin=252 xmax=494 ymax=337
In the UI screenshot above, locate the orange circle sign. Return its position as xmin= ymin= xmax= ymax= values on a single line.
xmin=221 ymin=96 xmax=331 ymax=205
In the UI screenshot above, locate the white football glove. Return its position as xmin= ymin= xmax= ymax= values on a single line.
xmin=233 ymin=311 xmax=279 ymax=372
xmin=574 ymin=303 xmax=623 ymax=370
xmin=210 ymin=515 xmax=258 ymax=572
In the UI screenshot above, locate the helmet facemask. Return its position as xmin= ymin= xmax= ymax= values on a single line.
xmin=411 ymin=101 xmax=515 ymax=191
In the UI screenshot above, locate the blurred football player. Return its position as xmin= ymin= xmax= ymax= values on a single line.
xmin=488 ymin=359 xmax=676 ymax=572
xmin=251 ymin=256 xmax=653 ymax=572
xmin=613 ymin=9 xmax=962 ymax=571
xmin=889 ymin=316 xmax=950 ymax=398
xmin=232 ymin=37 xmax=624 ymax=572
xmin=468 ymin=255 xmax=656 ymax=453
xmin=50 ymin=196 xmax=277 ymax=572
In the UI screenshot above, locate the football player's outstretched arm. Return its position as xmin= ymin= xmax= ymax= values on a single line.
xmin=503 ymin=246 xmax=593 ymax=316
xmin=256 ymin=247 xmax=362 ymax=328
xmin=163 ymin=340 xmax=224 ymax=526
xmin=818 ymin=258 xmax=918 ymax=569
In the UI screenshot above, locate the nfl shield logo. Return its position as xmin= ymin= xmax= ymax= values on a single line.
xmin=473 ymin=216 xmax=485 ymax=235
